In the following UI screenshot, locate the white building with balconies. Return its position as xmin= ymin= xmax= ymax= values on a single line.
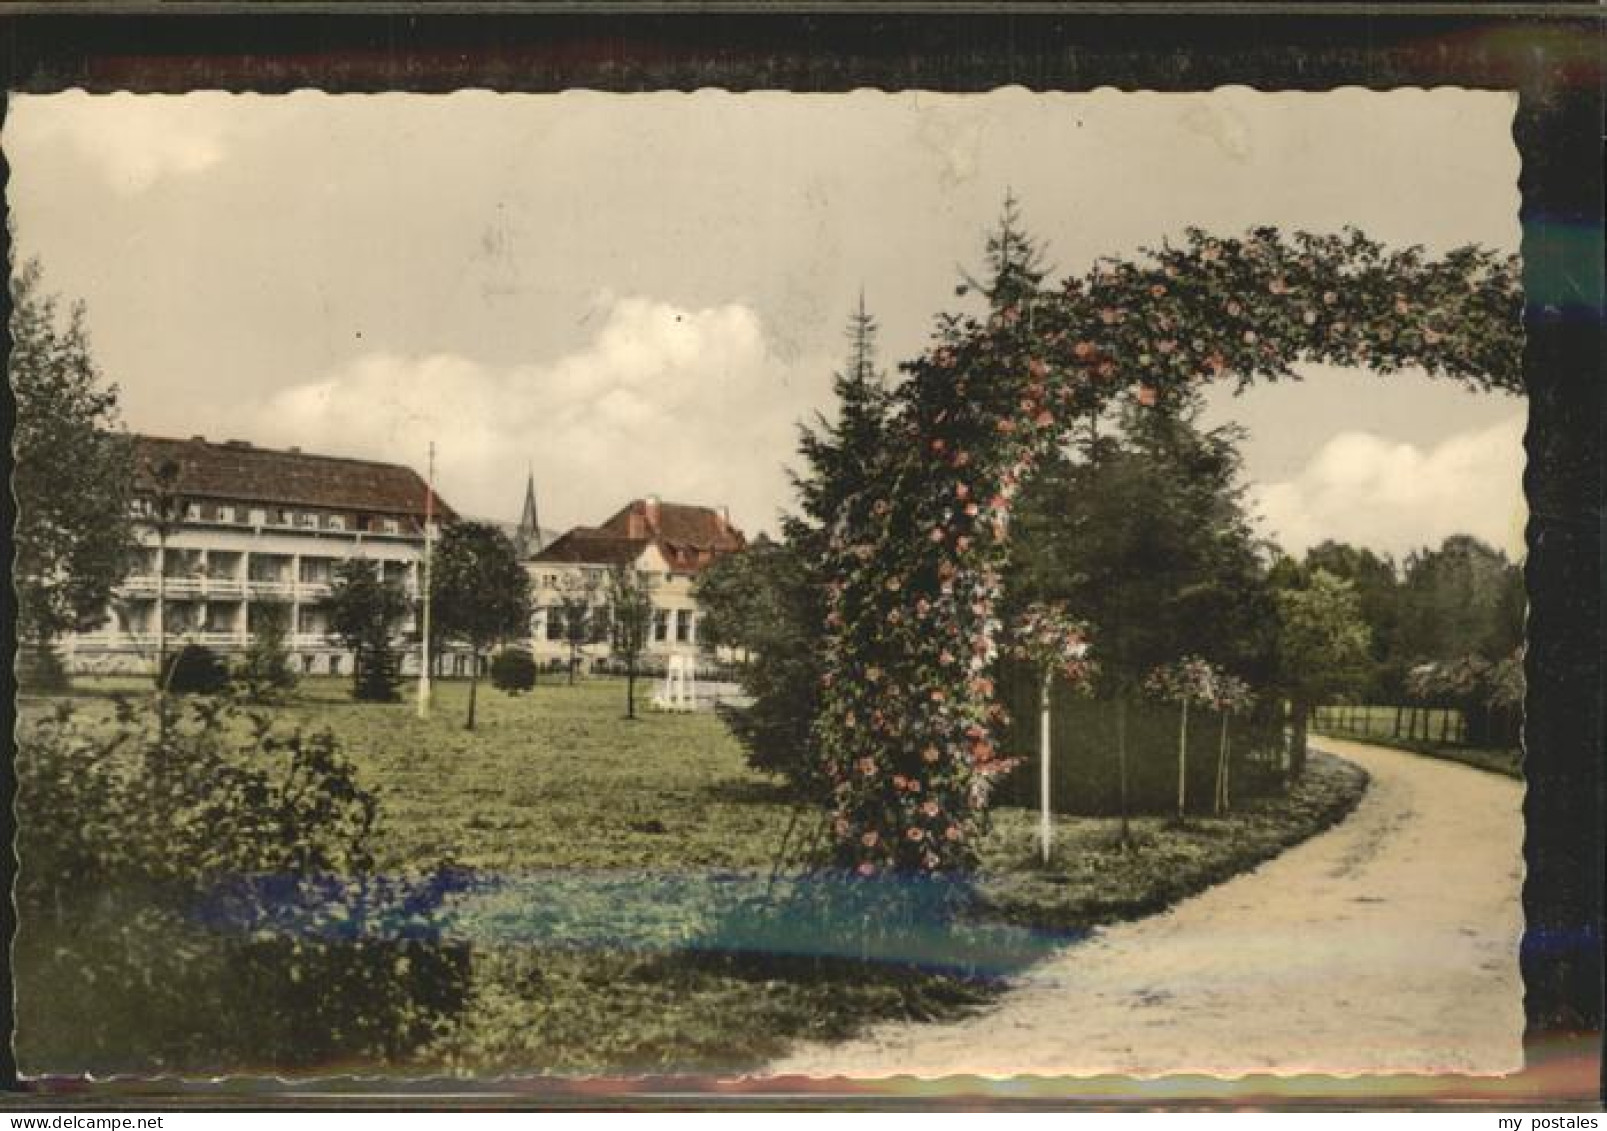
xmin=64 ymin=434 xmax=456 ymax=677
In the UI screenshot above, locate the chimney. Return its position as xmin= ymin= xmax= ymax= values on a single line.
xmin=190 ymin=434 xmax=207 ymax=442
xmin=717 ymin=505 xmax=730 ymax=529
xmin=644 ymin=495 xmax=661 ymax=531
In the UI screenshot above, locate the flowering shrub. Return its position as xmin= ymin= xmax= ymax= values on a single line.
xmin=815 ymin=227 xmax=1521 ymax=874
xmin=1209 ymin=672 xmax=1256 ymax=715
xmin=1010 ymin=602 xmax=1098 ymax=689
xmin=1143 ymin=656 xmax=1222 ymax=708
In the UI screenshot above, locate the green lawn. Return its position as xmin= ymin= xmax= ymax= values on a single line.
xmin=15 ymin=675 xmax=1369 ymax=1076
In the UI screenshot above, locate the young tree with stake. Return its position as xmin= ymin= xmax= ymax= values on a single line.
xmin=1144 ymin=656 xmax=1220 ymax=824
xmin=1009 ymin=602 xmax=1096 ymax=864
xmin=607 ymin=566 xmax=655 ymax=721
xmin=1209 ymin=673 xmax=1254 ymax=814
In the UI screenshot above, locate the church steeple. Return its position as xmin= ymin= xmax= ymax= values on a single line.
xmin=517 ymin=468 xmax=543 ymax=558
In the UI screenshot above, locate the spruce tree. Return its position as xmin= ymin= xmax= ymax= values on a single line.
xmin=962 ymin=189 xmax=1050 ymax=312
xmin=700 ymin=294 xmax=893 ymax=798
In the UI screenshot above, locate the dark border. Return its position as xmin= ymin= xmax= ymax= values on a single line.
xmin=1 ymin=7 xmax=1602 ymax=1107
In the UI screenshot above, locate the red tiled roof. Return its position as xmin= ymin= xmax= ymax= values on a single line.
xmin=532 ymin=529 xmax=650 ymax=567
xmin=131 ymin=435 xmax=457 ymax=521
xmin=535 ymin=499 xmax=746 ymax=574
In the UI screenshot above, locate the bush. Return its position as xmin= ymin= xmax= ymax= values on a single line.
xmin=15 ymin=643 xmax=70 ymax=693
xmin=489 ymin=648 xmax=537 ymax=694
xmin=158 ymin=642 xmax=230 ymax=695
xmin=355 ymin=645 xmax=402 ymax=702
xmin=13 ymin=697 xmax=470 ymax=1072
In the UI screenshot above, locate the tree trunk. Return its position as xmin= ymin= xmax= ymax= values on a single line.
xmin=1115 ymin=696 xmax=1132 ymax=850
xmin=568 ymin=649 xmax=577 ymax=685
xmin=1215 ymin=712 xmax=1230 ymax=815
xmin=1039 ymin=674 xmax=1053 ymax=865
xmin=1176 ymin=699 xmax=1189 ymax=822
xmin=1290 ymin=697 xmax=1310 ymax=779
xmin=625 ymin=661 xmax=637 ymax=720
xmin=466 ymin=659 xmax=479 ymax=730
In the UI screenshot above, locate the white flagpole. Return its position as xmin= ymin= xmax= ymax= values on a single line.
xmin=417 ymin=441 xmax=435 ymax=719
xmin=1040 ymin=672 xmax=1053 ymax=865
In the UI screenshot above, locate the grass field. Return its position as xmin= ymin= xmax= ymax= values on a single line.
xmin=15 ymin=674 xmax=1369 ymax=1075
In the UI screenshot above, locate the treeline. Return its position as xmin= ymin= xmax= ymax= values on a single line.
xmin=1289 ymin=536 xmax=1524 ymax=747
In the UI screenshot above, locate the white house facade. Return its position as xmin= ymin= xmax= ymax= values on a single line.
xmin=527 ymin=496 xmax=746 ymax=676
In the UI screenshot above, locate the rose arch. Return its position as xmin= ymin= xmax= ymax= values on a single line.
xmin=815 ymin=227 xmax=1522 ymax=875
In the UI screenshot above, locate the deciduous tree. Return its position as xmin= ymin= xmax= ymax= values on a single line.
xmin=431 ymin=522 xmax=533 ymax=729
xmin=1273 ymin=569 xmax=1373 ymax=777
xmin=554 ymin=573 xmax=607 ymax=685
xmin=10 ymin=261 xmax=137 ymax=686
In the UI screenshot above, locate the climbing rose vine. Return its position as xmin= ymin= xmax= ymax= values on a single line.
xmin=816 ymin=226 xmax=1521 ymax=875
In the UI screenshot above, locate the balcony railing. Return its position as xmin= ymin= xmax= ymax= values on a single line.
xmin=113 ymin=575 xmax=417 ymax=603
xmin=71 ymin=630 xmax=246 ymax=649
xmin=248 ymin=579 xmax=295 ymax=598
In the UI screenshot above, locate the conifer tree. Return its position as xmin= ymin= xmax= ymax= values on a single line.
xmin=962 ymin=189 xmax=1050 ymax=312
xmin=700 ymin=294 xmax=892 ymax=798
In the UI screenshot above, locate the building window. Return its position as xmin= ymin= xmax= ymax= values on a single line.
xmin=653 ymin=609 xmax=669 ymax=643
xmin=217 ymin=505 xmax=236 ymax=523
xmin=675 ymin=609 xmax=692 ymax=643
xmin=383 ymin=518 xmax=401 ymax=535
xmin=185 ymin=503 xmax=202 ymax=522
xmin=328 ymin=514 xmax=346 ymax=531
xmin=545 ymin=608 xmax=565 ymax=641
xmin=249 ymin=508 xmax=266 ymax=526
xmin=301 ymin=512 xmax=319 ymax=529
xmin=299 ymin=557 xmax=332 ymax=584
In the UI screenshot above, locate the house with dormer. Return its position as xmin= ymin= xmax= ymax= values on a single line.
xmin=527 ymin=496 xmax=746 ymax=673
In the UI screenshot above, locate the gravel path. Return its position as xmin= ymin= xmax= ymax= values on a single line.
xmin=766 ymin=737 xmax=1524 ymax=1079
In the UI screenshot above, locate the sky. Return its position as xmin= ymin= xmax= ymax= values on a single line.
xmin=3 ymin=88 xmax=1525 ymax=560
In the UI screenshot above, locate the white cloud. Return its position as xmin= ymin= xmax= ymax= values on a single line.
xmin=6 ymin=92 xmax=231 ymax=193
xmin=1250 ymin=414 xmax=1527 ymax=561
xmin=249 ymin=294 xmax=827 ymax=537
